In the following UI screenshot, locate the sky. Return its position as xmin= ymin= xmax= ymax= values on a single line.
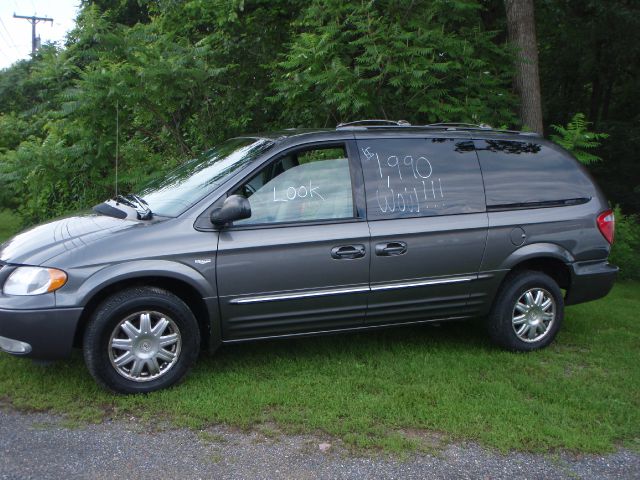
xmin=0 ymin=0 xmax=80 ymax=69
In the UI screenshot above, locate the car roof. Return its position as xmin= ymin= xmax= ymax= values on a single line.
xmin=238 ymin=128 xmax=335 ymax=142
xmin=239 ymin=121 xmax=542 ymax=146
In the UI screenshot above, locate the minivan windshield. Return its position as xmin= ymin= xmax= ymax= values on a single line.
xmin=137 ymin=137 xmax=273 ymax=217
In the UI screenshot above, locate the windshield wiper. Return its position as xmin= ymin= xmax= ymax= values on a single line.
xmin=114 ymin=194 xmax=153 ymax=220
xmin=114 ymin=194 xmax=136 ymax=208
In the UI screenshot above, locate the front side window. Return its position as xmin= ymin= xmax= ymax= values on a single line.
xmin=233 ymin=145 xmax=355 ymax=225
xmin=357 ymin=138 xmax=485 ymax=219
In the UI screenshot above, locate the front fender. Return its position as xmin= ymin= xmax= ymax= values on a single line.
xmin=56 ymin=259 xmax=217 ymax=308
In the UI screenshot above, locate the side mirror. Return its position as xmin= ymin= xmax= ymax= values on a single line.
xmin=210 ymin=195 xmax=251 ymax=226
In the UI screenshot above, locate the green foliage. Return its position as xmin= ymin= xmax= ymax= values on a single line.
xmin=0 ymin=1 xmax=517 ymax=224
xmin=610 ymin=206 xmax=640 ymax=280
xmin=272 ymin=0 xmax=516 ymax=126
xmin=0 ymin=210 xmax=21 ymax=242
xmin=550 ymin=113 xmax=609 ymax=164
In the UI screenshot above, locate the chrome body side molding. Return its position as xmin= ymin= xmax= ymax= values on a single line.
xmin=229 ymin=274 xmax=477 ymax=304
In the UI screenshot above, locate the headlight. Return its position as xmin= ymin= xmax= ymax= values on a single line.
xmin=3 ymin=267 xmax=68 ymax=296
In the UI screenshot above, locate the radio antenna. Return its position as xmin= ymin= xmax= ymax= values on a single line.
xmin=115 ymin=99 xmax=119 ymax=199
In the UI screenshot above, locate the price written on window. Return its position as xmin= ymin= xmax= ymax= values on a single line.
xmin=361 ymin=146 xmax=445 ymax=214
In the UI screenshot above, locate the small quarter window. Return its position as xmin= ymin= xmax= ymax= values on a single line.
xmin=474 ymin=140 xmax=595 ymax=207
xmin=232 ymin=145 xmax=355 ymax=225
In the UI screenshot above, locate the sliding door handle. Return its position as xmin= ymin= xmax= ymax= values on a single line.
xmin=375 ymin=241 xmax=407 ymax=256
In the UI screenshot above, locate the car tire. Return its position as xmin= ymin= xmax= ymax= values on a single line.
xmin=83 ymin=286 xmax=200 ymax=394
xmin=487 ymin=270 xmax=564 ymax=351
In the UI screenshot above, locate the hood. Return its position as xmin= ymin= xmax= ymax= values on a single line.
xmin=0 ymin=213 xmax=140 ymax=266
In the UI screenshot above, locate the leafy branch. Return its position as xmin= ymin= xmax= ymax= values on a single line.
xmin=550 ymin=113 xmax=609 ymax=164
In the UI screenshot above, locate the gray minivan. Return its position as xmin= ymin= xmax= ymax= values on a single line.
xmin=0 ymin=121 xmax=618 ymax=393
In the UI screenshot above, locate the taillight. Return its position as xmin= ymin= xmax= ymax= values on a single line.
xmin=597 ymin=209 xmax=615 ymax=244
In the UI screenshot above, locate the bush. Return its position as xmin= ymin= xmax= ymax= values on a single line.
xmin=610 ymin=206 xmax=640 ymax=280
xmin=0 ymin=210 xmax=21 ymax=242
xmin=550 ymin=113 xmax=609 ymax=165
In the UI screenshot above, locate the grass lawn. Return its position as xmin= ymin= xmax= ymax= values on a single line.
xmin=0 ymin=271 xmax=637 ymax=455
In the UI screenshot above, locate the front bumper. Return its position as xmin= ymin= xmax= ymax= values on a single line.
xmin=564 ymin=260 xmax=618 ymax=306
xmin=0 ymin=307 xmax=83 ymax=359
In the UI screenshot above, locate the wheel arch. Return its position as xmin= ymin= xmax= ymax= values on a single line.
xmin=499 ymin=242 xmax=574 ymax=291
xmin=72 ymin=263 xmax=219 ymax=350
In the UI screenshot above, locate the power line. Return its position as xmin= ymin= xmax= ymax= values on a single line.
xmin=0 ymin=17 xmax=20 ymax=54
xmin=0 ymin=26 xmax=12 ymax=51
xmin=0 ymin=34 xmax=17 ymax=59
xmin=0 ymin=43 xmax=10 ymax=61
xmin=0 ymin=33 xmax=14 ymax=58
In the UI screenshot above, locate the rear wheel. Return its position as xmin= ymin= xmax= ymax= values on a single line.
xmin=487 ymin=270 xmax=564 ymax=351
xmin=83 ymin=287 xmax=200 ymax=393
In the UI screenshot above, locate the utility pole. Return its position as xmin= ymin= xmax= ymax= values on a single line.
xmin=13 ymin=13 xmax=53 ymax=54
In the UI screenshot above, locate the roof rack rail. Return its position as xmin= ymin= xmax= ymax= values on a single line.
xmin=336 ymin=119 xmax=411 ymax=129
xmin=334 ymin=119 xmax=541 ymax=137
xmin=426 ymin=122 xmax=492 ymax=129
xmin=425 ymin=123 xmax=540 ymax=136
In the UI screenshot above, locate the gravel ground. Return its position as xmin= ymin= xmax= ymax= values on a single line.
xmin=0 ymin=408 xmax=638 ymax=480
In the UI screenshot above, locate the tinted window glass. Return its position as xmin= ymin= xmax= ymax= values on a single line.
xmin=233 ymin=145 xmax=354 ymax=225
xmin=475 ymin=140 xmax=595 ymax=207
xmin=357 ymin=138 xmax=485 ymax=219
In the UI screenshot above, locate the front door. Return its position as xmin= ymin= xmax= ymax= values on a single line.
xmin=216 ymin=141 xmax=370 ymax=340
xmin=356 ymin=136 xmax=488 ymax=324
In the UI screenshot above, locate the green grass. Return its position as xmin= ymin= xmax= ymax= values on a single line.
xmin=0 ymin=210 xmax=21 ymax=241
xmin=0 ymin=280 xmax=638 ymax=455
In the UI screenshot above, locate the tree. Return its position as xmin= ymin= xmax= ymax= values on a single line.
xmin=504 ymin=0 xmax=543 ymax=134
xmin=272 ymin=0 xmax=516 ymax=127
xmin=4 ymin=0 xmax=637 ymax=224
xmin=536 ymin=0 xmax=640 ymax=212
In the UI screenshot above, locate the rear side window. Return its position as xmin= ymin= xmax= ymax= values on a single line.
xmin=474 ymin=140 xmax=595 ymax=208
xmin=357 ymin=138 xmax=485 ymax=220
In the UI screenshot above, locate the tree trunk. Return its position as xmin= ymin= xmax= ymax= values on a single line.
xmin=589 ymin=43 xmax=603 ymax=126
xmin=589 ymin=74 xmax=602 ymax=126
xmin=601 ymin=75 xmax=614 ymax=122
xmin=505 ymin=0 xmax=544 ymax=134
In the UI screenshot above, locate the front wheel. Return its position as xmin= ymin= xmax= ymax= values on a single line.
xmin=487 ymin=270 xmax=564 ymax=351
xmin=83 ymin=287 xmax=200 ymax=393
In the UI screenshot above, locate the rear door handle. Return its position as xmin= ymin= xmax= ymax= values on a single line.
xmin=331 ymin=244 xmax=366 ymax=259
xmin=375 ymin=241 xmax=407 ymax=256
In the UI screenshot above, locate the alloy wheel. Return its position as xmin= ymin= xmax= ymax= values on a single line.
xmin=511 ymin=288 xmax=556 ymax=343
xmin=108 ymin=311 xmax=182 ymax=382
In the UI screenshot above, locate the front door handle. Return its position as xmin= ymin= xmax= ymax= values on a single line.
xmin=375 ymin=241 xmax=408 ymax=256
xmin=331 ymin=244 xmax=366 ymax=259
